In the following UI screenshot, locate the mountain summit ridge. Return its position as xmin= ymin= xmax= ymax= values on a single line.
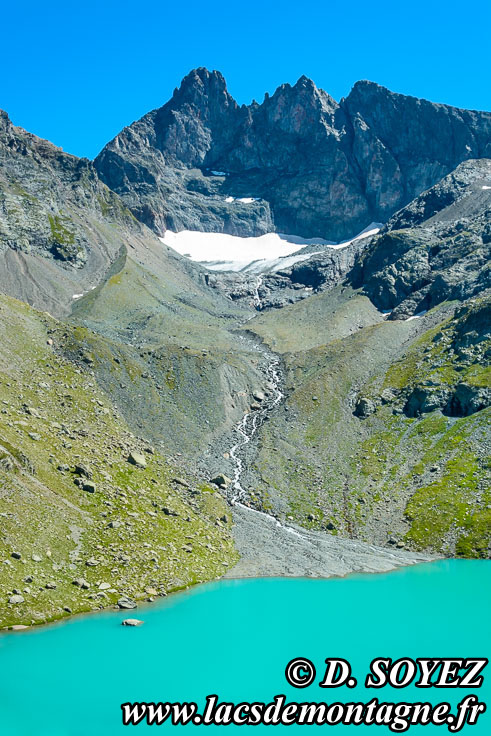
xmin=94 ymin=68 xmax=491 ymax=240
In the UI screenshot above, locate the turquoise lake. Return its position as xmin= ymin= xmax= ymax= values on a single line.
xmin=0 ymin=560 xmax=489 ymax=735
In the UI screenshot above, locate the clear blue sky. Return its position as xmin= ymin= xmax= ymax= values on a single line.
xmin=2 ymin=0 xmax=490 ymax=159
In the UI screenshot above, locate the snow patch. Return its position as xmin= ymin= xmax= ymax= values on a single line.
xmin=482 ymin=185 xmax=491 ymax=190
xmin=72 ymin=294 xmax=84 ymax=300
xmin=224 ymin=196 xmax=261 ymax=203
xmin=405 ymin=310 xmax=428 ymax=322
xmin=160 ymin=231 xmax=310 ymax=272
xmin=160 ymin=222 xmax=382 ymax=274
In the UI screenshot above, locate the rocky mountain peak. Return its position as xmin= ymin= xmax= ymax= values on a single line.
xmin=171 ymin=67 xmax=235 ymax=110
xmin=346 ymin=78 xmax=388 ymax=95
xmin=94 ymin=70 xmax=491 ymax=241
xmin=268 ymin=74 xmax=335 ymax=107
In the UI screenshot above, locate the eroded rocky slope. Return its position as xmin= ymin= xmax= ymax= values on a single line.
xmin=0 ymin=110 xmax=152 ymax=316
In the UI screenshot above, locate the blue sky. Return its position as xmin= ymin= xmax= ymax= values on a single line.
xmin=2 ymin=0 xmax=490 ymax=159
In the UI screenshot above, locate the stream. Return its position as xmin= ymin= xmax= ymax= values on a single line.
xmin=227 ymin=334 xmax=303 ymax=534
xmin=223 ymin=331 xmax=436 ymax=578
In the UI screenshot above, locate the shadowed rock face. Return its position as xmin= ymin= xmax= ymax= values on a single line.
xmin=349 ymin=159 xmax=491 ymax=318
xmin=94 ymin=69 xmax=491 ymax=240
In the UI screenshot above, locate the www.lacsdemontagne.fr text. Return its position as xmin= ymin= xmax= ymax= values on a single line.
xmin=121 ymin=657 xmax=488 ymax=732
xmin=121 ymin=694 xmax=486 ymax=732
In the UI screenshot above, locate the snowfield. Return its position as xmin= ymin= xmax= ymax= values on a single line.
xmin=160 ymin=223 xmax=381 ymax=273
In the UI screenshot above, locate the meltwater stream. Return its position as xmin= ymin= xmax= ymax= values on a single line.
xmin=224 ymin=335 xmax=436 ymax=577
xmin=227 ymin=335 xmax=305 ymax=540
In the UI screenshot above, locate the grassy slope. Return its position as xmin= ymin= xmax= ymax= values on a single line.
xmin=248 ymin=287 xmax=490 ymax=557
xmin=0 ymin=294 xmax=238 ymax=628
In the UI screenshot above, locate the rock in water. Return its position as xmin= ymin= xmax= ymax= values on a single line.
xmin=122 ymin=618 xmax=144 ymax=627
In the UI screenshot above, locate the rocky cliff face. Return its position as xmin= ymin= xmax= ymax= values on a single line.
xmin=0 ymin=110 xmax=152 ymax=316
xmin=208 ymin=159 xmax=491 ymax=314
xmin=95 ymin=69 xmax=491 ymax=240
xmin=350 ymin=159 xmax=491 ymax=317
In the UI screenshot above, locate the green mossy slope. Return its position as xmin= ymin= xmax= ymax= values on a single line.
xmin=0 ymin=294 xmax=237 ymax=628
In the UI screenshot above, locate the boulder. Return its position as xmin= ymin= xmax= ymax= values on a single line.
xmin=118 ymin=598 xmax=137 ymax=610
xmin=122 ymin=618 xmax=144 ymax=626
xmin=74 ymin=463 xmax=92 ymax=478
xmin=9 ymin=595 xmax=24 ymax=604
xmin=210 ymin=474 xmax=232 ymax=489
xmin=446 ymin=383 xmax=491 ymax=417
xmin=72 ymin=578 xmax=90 ymax=589
xmin=127 ymin=452 xmax=147 ymax=468
xmin=354 ymin=397 xmax=376 ymax=418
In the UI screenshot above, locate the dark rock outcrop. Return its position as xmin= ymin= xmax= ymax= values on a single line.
xmin=404 ymin=385 xmax=452 ymax=417
xmin=94 ymin=69 xmax=491 ymax=241
xmin=447 ymin=383 xmax=491 ymax=417
xmin=349 ymin=159 xmax=491 ymax=317
xmin=393 ymin=295 xmax=491 ymax=418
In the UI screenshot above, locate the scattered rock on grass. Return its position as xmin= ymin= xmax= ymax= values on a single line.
xmin=128 ymin=452 xmax=147 ymax=468
xmin=9 ymin=595 xmax=24 ymax=604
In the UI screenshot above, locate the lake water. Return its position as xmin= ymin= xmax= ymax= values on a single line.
xmin=0 ymin=560 xmax=489 ymax=735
